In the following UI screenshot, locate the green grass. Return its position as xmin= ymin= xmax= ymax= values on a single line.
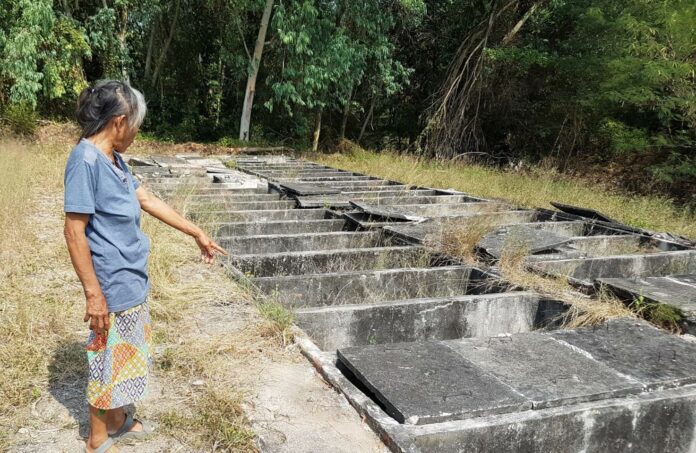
xmin=310 ymin=146 xmax=696 ymax=239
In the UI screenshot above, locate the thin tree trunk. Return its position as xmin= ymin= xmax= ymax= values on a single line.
xmin=151 ymin=0 xmax=180 ymax=87
xmin=61 ymin=0 xmax=72 ymax=18
xmin=239 ymin=0 xmax=275 ymax=141
xmin=215 ymin=55 xmax=225 ymax=127
xmin=358 ymin=96 xmax=375 ymax=144
xmin=502 ymin=1 xmax=544 ymax=46
xmin=117 ymin=4 xmax=129 ymax=81
xmin=312 ymin=108 xmax=323 ymax=152
xmin=144 ymin=19 xmax=157 ymax=80
xmin=339 ymin=87 xmax=353 ymax=141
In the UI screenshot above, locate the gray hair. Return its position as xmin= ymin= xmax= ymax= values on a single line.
xmin=76 ymin=80 xmax=147 ymax=139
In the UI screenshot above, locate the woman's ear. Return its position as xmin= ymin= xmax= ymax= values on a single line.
xmin=113 ymin=114 xmax=128 ymax=131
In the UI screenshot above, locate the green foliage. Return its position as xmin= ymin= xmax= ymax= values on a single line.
xmin=630 ymin=292 xmax=684 ymax=332
xmin=0 ymin=0 xmax=90 ymax=109
xmin=3 ymin=103 xmax=38 ymax=135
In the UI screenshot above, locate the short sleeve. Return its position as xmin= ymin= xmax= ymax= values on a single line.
xmin=64 ymin=150 xmax=97 ymax=214
xmin=132 ymin=174 xmax=141 ymax=190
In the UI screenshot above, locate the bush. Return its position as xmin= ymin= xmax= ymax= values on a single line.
xmin=3 ymin=104 xmax=38 ymax=136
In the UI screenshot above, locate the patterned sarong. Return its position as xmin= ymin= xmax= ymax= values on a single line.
xmin=86 ymin=302 xmax=152 ymax=409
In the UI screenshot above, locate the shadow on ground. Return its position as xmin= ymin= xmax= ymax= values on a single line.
xmin=47 ymin=340 xmax=89 ymax=439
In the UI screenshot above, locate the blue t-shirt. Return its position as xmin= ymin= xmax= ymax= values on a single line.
xmin=64 ymin=139 xmax=150 ymax=313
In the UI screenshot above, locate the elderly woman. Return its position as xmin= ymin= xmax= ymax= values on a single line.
xmin=63 ymin=80 xmax=227 ymax=453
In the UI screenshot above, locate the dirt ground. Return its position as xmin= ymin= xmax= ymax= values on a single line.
xmin=4 ymin=138 xmax=384 ymax=452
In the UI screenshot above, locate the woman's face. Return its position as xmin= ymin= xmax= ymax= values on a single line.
xmin=112 ymin=115 xmax=139 ymax=153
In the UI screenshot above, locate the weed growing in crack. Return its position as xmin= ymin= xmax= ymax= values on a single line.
xmin=628 ymin=291 xmax=684 ymax=333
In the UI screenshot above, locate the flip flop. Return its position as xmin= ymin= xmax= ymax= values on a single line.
xmin=84 ymin=436 xmax=116 ymax=453
xmin=111 ymin=412 xmax=154 ymax=443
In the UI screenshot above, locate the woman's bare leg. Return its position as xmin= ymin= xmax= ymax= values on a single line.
xmin=105 ymin=407 xmax=143 ymax=434
xmin=87 ymin=405 xmax=113 ymax=451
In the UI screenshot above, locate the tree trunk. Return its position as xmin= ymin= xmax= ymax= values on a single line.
xmin=61 ymin=0 xmax=72 ymax=18
xmin=117 ymin=4 xmax=129 ymax=81
xmin=502 ymin=1 xmax=544 ymax=46
xmin=358 ymin=96 xmax=375 ymax=144
xmin=239 ymin=0 xmax=274 ymax=141
xmin=312 ymin=108 xmax=323 ymax=152
xmin=151 ymin=0 xmax=180 ymax=87
xmin=144 ymin=19 xmax=157 ymax=80
xmin=215 ymin=55 xmax=225 ymax=127
xmin=339 ymin=87 xmax=352 ymax=142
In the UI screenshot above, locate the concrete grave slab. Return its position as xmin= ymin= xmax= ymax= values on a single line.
xmin=446 ymin=333 xmax=642 ymax=409
xmin=478 ymin=225 xmax=571 ymax=258
xmin=212 ymin=218 xmax=347 ymax=236
xmin=548 ymin=319 xmax=696 ymax=389
xmin=532 ymin=250 xmax=696 ymax=285
xmin=337 ymin=341 xmax=531 ymax=424
xmin=598 ymin=274 xmax=696 ymax=314
xmin=254 ymin=265 xmax=485 ymax=307
xmin=232 ymin=245 xmax=428 ymax=277
xmin=187 ymin=208 xmax=329 ymax=222
xmin=221 ymin=230 xmax=385 ymax=254
xmin=296 ymin=292 xmax=563 ymax=350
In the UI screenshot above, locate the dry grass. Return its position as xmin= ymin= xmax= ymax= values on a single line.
xmin=433 ymin=214 xmax=498 ymax=264
xmin=0 ymin=137 xmax=75 ymax=449
xmin=426 ymin=215 xmax=636 ymax=328
xmin=310 ymin=145 xmax=696 ymax=239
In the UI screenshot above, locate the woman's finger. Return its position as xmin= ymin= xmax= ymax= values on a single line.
xmin=103 ymin=314 xmax=111 ymax=331
xmin=97 ymin=315 xmax=104 ymax=332
xmin=212 ymin=242 xmax=229 ymax=256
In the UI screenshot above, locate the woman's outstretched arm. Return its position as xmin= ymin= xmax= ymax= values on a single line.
xmin=64 ymin=213 xmax=110 ymax=331
xmin=135 ymin=186 xmax=228 ymax=263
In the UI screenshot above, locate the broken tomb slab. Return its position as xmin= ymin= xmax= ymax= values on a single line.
xmin=598 ymin=275 xmax=696 ymax=314
xmin=445 ymin=333 xmax=642 ymax=410
xmin=477 ymin=224 xmax=571 ymax=258
xmin=337 ymin=341 xmax=531 ymax=425
xmin=547 ymin=318 xmax=696 ymax=389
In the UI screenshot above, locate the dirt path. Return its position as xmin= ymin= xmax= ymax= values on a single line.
xmin=8 ymin=182 xmax=384 ymax=452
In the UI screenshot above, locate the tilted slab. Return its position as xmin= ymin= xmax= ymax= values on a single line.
xmin=220 ymin=231 xmax=385 ymax=255
xmin=446 ymin=333 xmax=641 ymax=410
xmin=532 ymin=250 xmax=696 ymax=285
xmin=478 ymin=225 xmax=572 ymax=258
xmin=254 ymin=265 xmax=492 ymax=307
xmin=337 ymin=341 xmax=531 ymax=424
xmin=232 ymin=246 xmax=428 ymax=277
xmin=296 ymin=292 xmax=563 ymax=350
xmin=561 ymin=234 xmax=644 ymax=256
xmin=598 ymin=275 xmax=696 ymax=314
xmin=212 ymin=219 xmax=346 ymax=236
xmin=548 ymin=319 xmax=696 ymax=389
xmin=273 ymin=182 xmax=341 ymax=196
xmin=187 ymin=208 xmax=329 ymax=222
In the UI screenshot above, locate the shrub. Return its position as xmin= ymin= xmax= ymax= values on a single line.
xmin=3 ymin=103 xmax=38 ymax=136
